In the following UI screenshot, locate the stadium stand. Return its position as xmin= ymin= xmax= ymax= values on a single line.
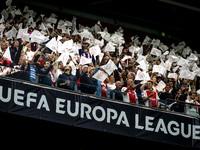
xmin=0 ymin=0 xmax=200 ymax=149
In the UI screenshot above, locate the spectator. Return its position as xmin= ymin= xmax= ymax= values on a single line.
xmin=170 ymin=88 xmax=188 ymax=113
xmin=123 ymin=72 xmax=135 ymax=87
xmin=194 ymin=95 xmax=200 ymax=115
xmin=54 ymin=61 xmax=64 ymax=79
xmin=40 ymin=48 xmax=50 ymax=67
xmin=79 ymin=65 xmax=96 ymax=94
xmin=142 ymin=80 xmax=160 ymax=107
xmin=151 ymin=75 xmax=157 ymax=91
xmin=57 ymin=65 xmax=77 ymax=90
xmin=159 ymin=84 xmax=174 ymax=109
xmin=21 ymin=59 xmax=38 ymax=83
xmin=159 ymin=84 xmax=174 ymax=100
xmin=39 ymin=61 xmax=56 ymax=86
xmin=79 ymin=46 xmax=92 ymax=58
xmin=107 ymin=75 xmax=116 ymax=98
xmin=185 ymin=92 xmax=196 ymax=115
xmin=107 ymin=75 xmax=116 ymax=90
xmin=121 ymin=79 xmax=138 ymax=104
xmin=168 ymin=80 xmax=176 ymax=98
xmin=110 ymin=81 xmax=123 ymax=101
xmin=18 ymin=56 xmax=27 ymax=66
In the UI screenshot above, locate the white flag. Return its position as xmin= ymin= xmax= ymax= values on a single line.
xmin=27 ymin=51 xmax=35 ymax=60
xmin=80 ymin=56 xmax=92 ymax=65
xmin=4 ymin=30 xmax=13 ymax=40
xmin=100 ymin=59 xmax=117 ymax=75
xmin=179 ymin=69 xmax=196 ymax=80
xmin=39 ymin=23 xmax=47 ymax=31
xmin=152 ymin=65 xmax=166 ymax=75
xmin=68 ymin=61 xmax=76 ymax=76
xmin=187 ymin=53 xmax=198 ymax=61
xmin=93 ymin=70 xmax=108 ymax=82
xmin=168 ymin=73 xmax=178 ymax=80
xmin=56 ymin=52 xmax=69 ymax=66
xmin=156 ymin=80 xmax=166 ymax=92
xmin=29 ymin=30 xmax=46 ymax=44
xmin=121 ymin=55 xmax=132 ymax=62
xmin=0 ymin=15 xmax=4 ymax=23
xmin=72 ymin=27 xmax=79 ymax=35
xmin=17 ymin=27 xmax=28 ymax=39
xmin=46 ymin=37 xmax=58 ymax=52
xmin=3 ymin=47 xmax=12 ymax=62
xmin=98 ymin=31 xmax=110 ymax=41
xmin=150 ymin=48 xmax=161 ymax=57
xmin=11 ymin=26 xmax=17 ymax=37
xmin=104 ymin=41 xmax=115 ymax=52
xmin=135 ymin=70 xmax=150 ymax=81
xmin=89 ymin=45 xmax=101 ymax=59
xmin=99 ymin=53 xmax=104 ymax=64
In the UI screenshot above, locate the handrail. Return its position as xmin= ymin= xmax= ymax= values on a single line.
xmin=165 ymin=98 xmax=200 ymax=106
xmin=165 ymin=98 xmax=200 ymax=117
xmin=1 ymin=65 xmax=200 ymax=118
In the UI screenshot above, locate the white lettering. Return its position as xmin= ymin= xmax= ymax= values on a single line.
xmin=14 ymin=89 xmax=24 ymax=106
xmin=107 ymin=108 xmax=117 ymax=123
xmin=80 ymin=103 xmax=92 ymax=119
xmin=168 ymin=121 xmax=180 ymax=136
xmin=0 ymin=86 xmax=11 ymax=102
xmin=56 ymin=98 xmax=66 ymax=114
xmin=27 ymin=92 xmax=37 ymax=107
xmin=181 ymin=123 xmax=191 ymax=138
xmin=37 ymin=95 xmax=50 ymax=111
xmin=67 ymin=100 xmax=79 ymax=117
xmin=135 ymin=114 xmax=144 ymax=130
xmin=145 ymin=116 xmax=154 ymax=131
xmin=155 ymin=118 xmax=168 ymax=134
xmin=193 ymin=125 xmax=200 ymax=140
xmin=92 ymin=106 xmax=106 ymax=122
xmin=116 ymin=111 xmax=130 ymax=127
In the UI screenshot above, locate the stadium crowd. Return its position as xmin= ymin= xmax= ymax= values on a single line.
xmin=0 ymin=0 xmax=200 ymax=117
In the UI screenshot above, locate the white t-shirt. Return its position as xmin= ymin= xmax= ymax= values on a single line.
xmin=107 ymin=83 xmax=116 ymax=90
xmin=185 ymin=98 xmax=195 ymax=115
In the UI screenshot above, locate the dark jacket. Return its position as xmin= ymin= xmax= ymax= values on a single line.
xmin=39 ymin=64 xmax=53 ymax=75
xmin=57 ymin=73 xmax=77 ymax=90
xmin=38 ymin=64 xmax=53 ymax=86
xmin=10 ymin=40 xmax=23 ymax=64
xmin=79 ymin=71 xmax=96 ymax=94
xmin=110 ymin=88 xmax=123 ymax=101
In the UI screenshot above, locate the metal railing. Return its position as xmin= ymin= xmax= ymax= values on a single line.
xmin=1 ymin=65 xmax=200 ymax=118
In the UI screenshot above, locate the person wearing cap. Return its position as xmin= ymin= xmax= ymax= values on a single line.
xmin=57 ymin=65 xmax=77 ymax=90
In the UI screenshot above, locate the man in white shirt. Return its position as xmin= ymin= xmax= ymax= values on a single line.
xmin=185 ymin=92 xmax=196 ymax=115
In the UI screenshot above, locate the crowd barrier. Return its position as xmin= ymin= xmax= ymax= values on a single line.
xmin=0 ymin=65 xmax=199 ymax=119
